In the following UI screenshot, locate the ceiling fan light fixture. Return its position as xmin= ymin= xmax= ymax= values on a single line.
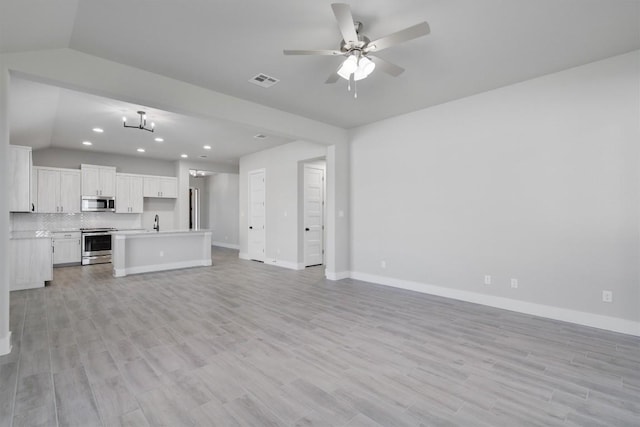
xmin=338 ymin=54 xmax=376 ymax=81
xmin=337 ymin=55 xmax=358 ymax=80
xmin=359 ymin=56 xmax=375 ymax=76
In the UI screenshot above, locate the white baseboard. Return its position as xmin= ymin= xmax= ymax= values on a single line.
xmin=114 ymin=260 xmax=212 ymax=278
xmin=350 ymin=271 xmax=640 ymax=337
xmin=325 ymin=270 xmax=350 ymax=281
xmin=266 ymin=259 xmax=305 ymax=270
xmin=239 ymin=252 xmax=250 ymax=260
xmin=0 ymin=332 xmax=12 ymax=356
xmin=212 ymin=241 xmax=239 ymax=250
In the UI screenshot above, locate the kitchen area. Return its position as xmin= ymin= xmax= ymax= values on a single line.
xmin=8 ymin=145 xmax=212 ymax=290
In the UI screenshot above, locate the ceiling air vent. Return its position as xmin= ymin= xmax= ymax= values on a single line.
xmin=249 ymin=74 xmax=280 ymax=88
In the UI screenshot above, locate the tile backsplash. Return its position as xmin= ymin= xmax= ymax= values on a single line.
xmin=10 ymin=212 xmax=142 ymax=232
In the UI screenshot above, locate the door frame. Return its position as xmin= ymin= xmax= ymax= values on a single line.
xmin=299 ymin=159 xmax=326 ymax=267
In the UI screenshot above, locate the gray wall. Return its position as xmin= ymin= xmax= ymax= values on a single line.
xmin=349 ymin=51 xmax=640 ymax=324
xmin=239 ymin=141 xmax=327 ymax=267
xmin=208 ymin=173 xmax=239 ymax=247
xmin=32 ymin=147 xmax=176 ymax=176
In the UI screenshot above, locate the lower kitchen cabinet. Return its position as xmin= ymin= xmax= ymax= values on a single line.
xmin=52 ymin=231 xmax=82 ymax=266
xmin=10 ymin=238 xmax=53 ymax=291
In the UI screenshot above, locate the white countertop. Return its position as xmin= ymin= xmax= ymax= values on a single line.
xmin=10 ymin=230 xmax=52 ymax=240
xmin=112 ymin=229 xmax=211 ymax=236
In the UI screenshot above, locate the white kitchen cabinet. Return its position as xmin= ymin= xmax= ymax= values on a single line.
xmin=10 ymin=237 xmax=53 ymax=291
xmin=52 ymin=231 xmax=82 ymax=266
xmin=34 ymin=167 xmax=81 ymax=213
xmin=143 ymin=176 xmax=178 ymax=198
xmin=9 ymin=145 xmax=33 ymax=212
xmin=116 ymin=174 xmax=144 ymax=213
xmin=81 ymin=164 xmax=116 ymax=197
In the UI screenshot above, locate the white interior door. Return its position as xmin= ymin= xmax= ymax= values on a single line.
xmin=304 ymin=165 xmax=324 ymax=267
xmin=248 ymin=169 xmax=265 ymax=262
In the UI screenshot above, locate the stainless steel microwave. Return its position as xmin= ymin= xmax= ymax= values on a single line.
xmin=81 ymin=196 xmax=115 ymax=212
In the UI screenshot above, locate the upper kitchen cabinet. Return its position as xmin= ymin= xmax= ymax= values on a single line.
xmin=9 ymin=145 xmax=33 ymax=212
xmin=143 ymin=176 xmax=178 ymax=198
xmin=116 ymin=174 xmax=144 ymax=213
xmin=34 ymin=167 xmax=81 ymax=213
xmin=81 ymin=164 xmax=116 ymax=197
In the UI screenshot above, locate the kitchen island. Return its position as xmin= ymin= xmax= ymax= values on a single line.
xmin=112 ymin=229 xmax=212 ymax=277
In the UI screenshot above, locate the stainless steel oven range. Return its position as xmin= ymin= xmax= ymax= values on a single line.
xmin=81 ymin=227 xmax=116 ymax=265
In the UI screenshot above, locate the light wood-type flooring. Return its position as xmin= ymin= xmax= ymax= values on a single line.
xmin=1 ymin=247 xmax=639 ymax=426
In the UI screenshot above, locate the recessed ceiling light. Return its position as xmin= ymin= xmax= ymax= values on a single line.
xmin=199 ymin=155 xmax=207 ymax=158
xmin=92 ymin=128 xmax=104 ymax=133
xmin=203 ymin=145 xmax=211 ymax=150
xmin=254 ymin=134 xmax=267 ymax=139
xmin=154 ymin=137 xmax=164 ymax=142
xmin=181 ymin=154 xmax=188 ymax=158
xmin=137 ymin=148 xmax=145 ymax=153
xmin=82 ymin=141 xmax=92 ymax=146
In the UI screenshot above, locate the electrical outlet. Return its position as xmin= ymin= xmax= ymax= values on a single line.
xmin=511 ymin=278 xmax=518 ymax=289
xmin=484 ymin=275 xmax=491 ymax=285
xmin=380 ymin=260 xmax=386 ymax=269
xmin=602 ymin=290 xmax=613 ymax=303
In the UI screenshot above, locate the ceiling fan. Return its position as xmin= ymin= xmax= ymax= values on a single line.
xmin=284 ymin=3 xmax=430 ymax=97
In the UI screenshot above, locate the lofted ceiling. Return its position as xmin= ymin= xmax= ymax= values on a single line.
xmin=2 ymin=0 xmax=639 ymax=162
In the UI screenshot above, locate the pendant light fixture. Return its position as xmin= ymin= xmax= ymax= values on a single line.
xmin=123 ymin=111 xmax=155 ymax=132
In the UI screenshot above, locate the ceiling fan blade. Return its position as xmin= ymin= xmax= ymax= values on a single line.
xmin=369 ymin=55 xmax=405 ymax=77
xmin=331 ymin=3 xmax=359 ymax=45
xmin=365 ymin=22 xmax=430 ymax=52
xmin=325 ymin=73 xmax=340 ymax=84
xmin=283 ymin=49 xmax=342 ymax=56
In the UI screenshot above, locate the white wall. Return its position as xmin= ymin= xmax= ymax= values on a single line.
xmin=32 ymin=147 xmax=176 ymax=175
xmin=350 ymin=51 xmax=640 ymax=333
xmin=142 ymin=199 xmax=175 ymax=231
xmin=0 ymin=67 xmax=10 ymax=354
xmin=239 ymin=141 xmax=327 ymax=269
xmin=208 ymin=173 xmax=239 ymax=248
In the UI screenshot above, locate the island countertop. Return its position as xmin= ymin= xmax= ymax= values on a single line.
xmin=112 ymin=229 xmax=211 ymax=236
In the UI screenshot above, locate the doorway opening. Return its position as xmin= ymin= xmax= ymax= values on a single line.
xmin=301 ymin=160 xmax=326 ymax=267
xmin=189 ymin=169 xmax=214 ymax=230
